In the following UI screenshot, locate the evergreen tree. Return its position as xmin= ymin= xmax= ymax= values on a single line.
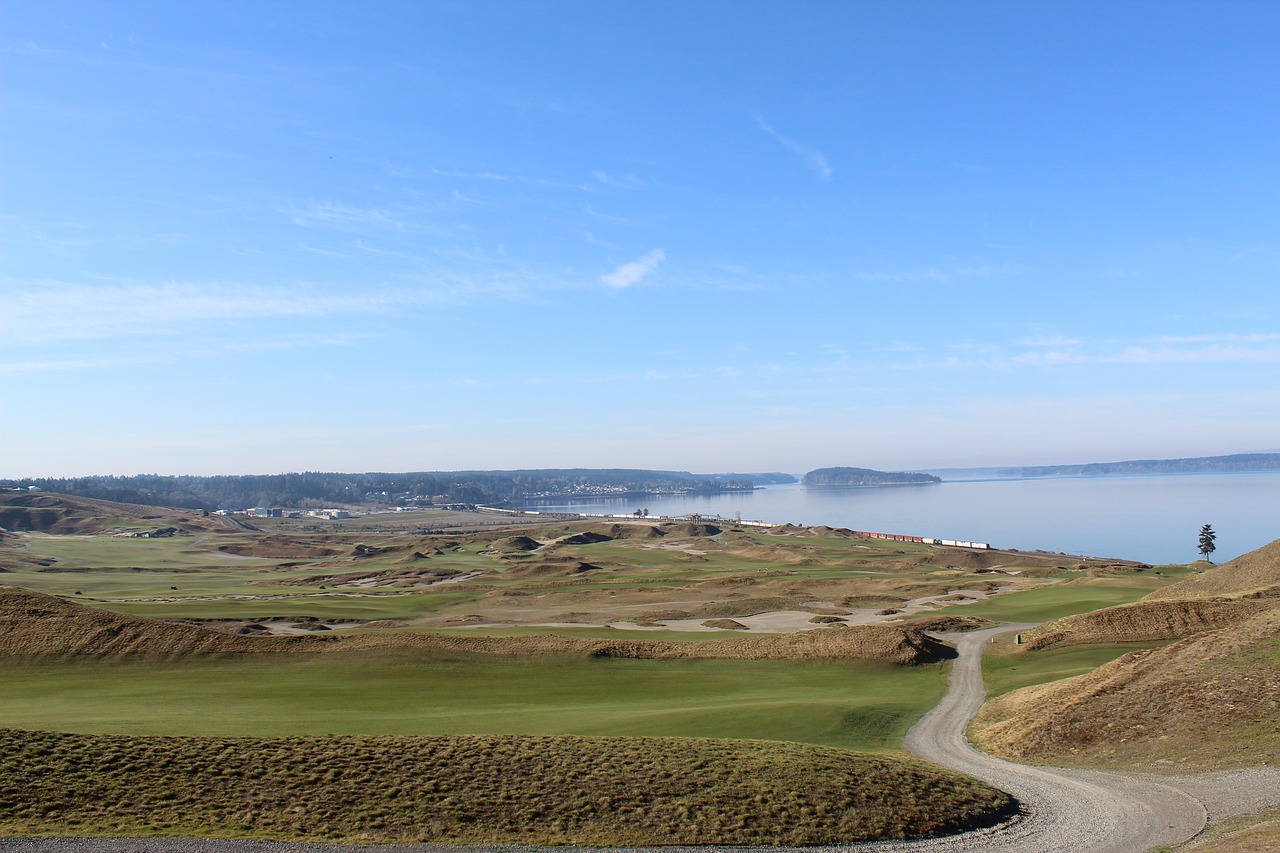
xmin=1197 ymin=523 xmax=1217 ymax=563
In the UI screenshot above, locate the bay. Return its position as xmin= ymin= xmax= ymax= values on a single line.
xmin=521 ymin=472 xmax=1280 ymax=566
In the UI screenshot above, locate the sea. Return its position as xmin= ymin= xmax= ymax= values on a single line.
xmin=520 ymin=472 xmax=1280 ymax=566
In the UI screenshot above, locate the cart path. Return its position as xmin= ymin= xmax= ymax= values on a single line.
xmin=5 ymin=623 xmax=1279 ymax=853
xmin=877 ymin=624 xmax=1211 ymax=851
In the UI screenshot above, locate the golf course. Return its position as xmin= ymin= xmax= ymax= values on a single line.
xmin=3 ymin=490 xmax=1262 ymax=848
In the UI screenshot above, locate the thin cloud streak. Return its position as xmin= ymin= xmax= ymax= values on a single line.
xmin=0 ymin=280 xmax=425 ymax=345
xmin=755 ymin=116 xmax=832 ymax=179
xmin=854 ymin=263 xmax=1020 ymax=284
xmin=601 ymin=249 xmax=666 ymax=289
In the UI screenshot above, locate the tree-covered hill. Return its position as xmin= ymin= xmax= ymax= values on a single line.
xmin=1 ymin=470 xmax=796 ymax=512
xmin=801 ymin=467 xmax=940 ymax=487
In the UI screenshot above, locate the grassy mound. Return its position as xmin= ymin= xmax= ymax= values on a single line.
xmin=1146 ymin=537 xmax=1280 ymax=601
xmin=973 ymin=607 xmax=1280 ymax=769
xmin=0 ymin=729 xmax=1012 ymax=845
xmin=0 ymin=589 xmax=954 ymax=664
xmin=489 ymin=534 xmax=542 ymax=551
xmin=0 ymin=588 xmax=316 ymax=656
xmin=283 ymin=566 xmax=463 ymax=587
xmin=1022 ymin=598 xmax=1275 ymax=649
xmin=217 ymin=538 xmax=343 ymax=559
xmin=502 ymin=559 xmax=602 ymax=578
xmin=973 ymin=538 xmax=1280 ymax=769
xmin=0 ymin=492 xmax=222 ymax=535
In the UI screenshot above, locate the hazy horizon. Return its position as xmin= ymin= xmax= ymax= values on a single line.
xmin=7 ymin=448 xmax=1280 ymax=482
xmin=4 ymin=2 xmax=1277 ymax=478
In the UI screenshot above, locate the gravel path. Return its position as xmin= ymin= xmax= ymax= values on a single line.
xmin=6 ymin=623 xmax=1278 ymax=853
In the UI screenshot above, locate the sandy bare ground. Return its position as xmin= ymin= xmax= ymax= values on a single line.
xmin=487 ymin=587 xmax=1013 ymax=633
xmin=6 ymin=625 xmax=1278 ymax=853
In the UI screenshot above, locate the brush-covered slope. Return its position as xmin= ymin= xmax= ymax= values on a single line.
xmin=1020 ymin=597 xmax=1275 ymax=650
xmin=0 ymin=728 xmax=1013 ymax=845
xmin=1146 ymin=538 xmax=1280 ymax=601
xmin=1014 ymin=538 xmax=1280 ymax=650
xmin=973 ymin=607 xmax=1280 ymax=769
xmin=974 ymin=536 xmax=1280 ymax=769
xmin=0 ymin=588 xmax=952 ymax=664
xmin=0 ymin=492 xmax=225 ymax=535
xmin=0 ymin=588 xmax=315 ymax=656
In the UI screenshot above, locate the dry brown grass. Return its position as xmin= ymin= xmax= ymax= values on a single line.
xmin=0 ymin=728 xmax=1012 ymax=845
xmin=217 ymin=538 xmax=343 ymax=559
xmin=1147 ymin=538 xmax=1280 ymax=601
xmin=0 ymin=493 xmax=225 ymax=535
xmin=0 ymin=588 xmax=954 ymax=664
xmin=973 ymin=608 xmax=1280 ymax=769
xmin=1022 ymin=598 xmax=1275 ymax=650
xmin=1173 ymin=811 xmax=1280 ymax=852
xmin=971 ymin=538 xmax=1280 ymax=771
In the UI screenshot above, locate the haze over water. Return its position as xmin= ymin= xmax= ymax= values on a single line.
xmin=524 ymin=472 xmax=1280 ymax=566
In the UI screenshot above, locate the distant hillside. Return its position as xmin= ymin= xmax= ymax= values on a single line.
xmin=698 ymin=472 xmax=797 ymax=486
xmin=974 ymin=536 xmax=1280 ymax=769
xmin=1 ymin=469 xmax=792 ymax=512
xmin=802 ymin=467 xmax=941 ymax=487
xmin=994 ymin=452 xmax=1280 ymax=479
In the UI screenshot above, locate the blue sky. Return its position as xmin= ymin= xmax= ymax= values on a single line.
xmin=2 ymin=0 xmax=1278 ymax=477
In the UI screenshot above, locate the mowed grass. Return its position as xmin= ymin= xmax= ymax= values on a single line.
xmin=921 ymin=578 xmax=1168 ymax=624
xmin=981 ymin=640 xmax=1171 ymax=698
xmin=0 ymin=651 xmax=948 ymax=751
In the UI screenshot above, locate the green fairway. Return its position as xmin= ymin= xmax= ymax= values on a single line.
xmin=926 ymin=579 xmax=1164 ymax=624
xmin=982 ymin=640 xmax=1169 ymax=698
xmin=0 ymin=652 xmax=948 ymax=751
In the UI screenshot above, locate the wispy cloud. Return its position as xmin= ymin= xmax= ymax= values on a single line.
xmin=0 ymin=280 xmax=420 ymax=346
xmin=854 ymin=263 xmax=1019 ymax=284
xmin=1229 ymin=245 xmax=1265 ymax=263
xmin=1017 ymin=335 xmax=1082 ymax=347
xmin=287 ymin=201 xmax=405 ymax=231
xmin=1157 ymin=333 xmax=1280 ymax=344
xmin=591 ymin=170 xmax=646 ymax=189
xmin=424 ymin=167 xmax=585 ymax=190
xmin=889 ymin=329 xmax=1280 ymax=374
xmin=755 ymin=116 xmax=832 ymax=179
xmin=601 ymin=249 xmax=666 ymax=289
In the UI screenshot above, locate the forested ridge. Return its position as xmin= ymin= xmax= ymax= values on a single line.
xmin=1 ymin=470 xmax=795 ymax=511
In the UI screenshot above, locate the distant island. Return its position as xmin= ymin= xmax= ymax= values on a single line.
xmin=802 ymin=467 xmax=941 ymax=487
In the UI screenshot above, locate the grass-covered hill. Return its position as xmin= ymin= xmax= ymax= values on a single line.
xmin=1145 ymin=537 xmax=1280 ymax=601
xmin=0 ymin=587 xmax=953 ymax=664
xmin=0 ymin=491 xmax=225 ymax=535
xmin=973 ymin=537 xmax=1280 ymax=769
xmin=0 ymin=728 xmax=1012 ymax=846
xmin=802 ymin=466 xmax=941 ymax=486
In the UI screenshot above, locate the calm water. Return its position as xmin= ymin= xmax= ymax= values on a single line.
xmin=522 ymin=473 xmax=1280 ymax=566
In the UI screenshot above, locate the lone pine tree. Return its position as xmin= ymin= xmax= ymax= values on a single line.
xmin=1197 ymin=524 xmax=1217 ymax=563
